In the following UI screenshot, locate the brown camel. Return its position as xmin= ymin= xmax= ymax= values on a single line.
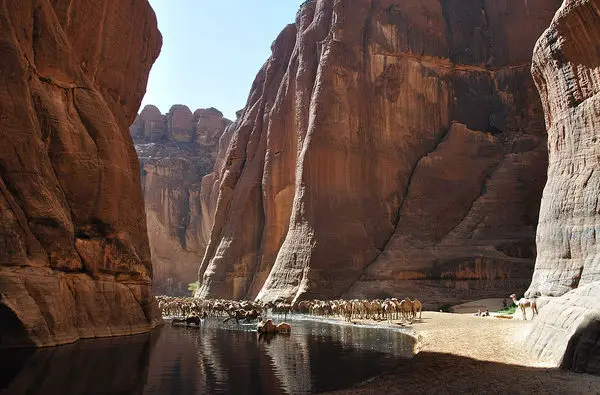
xmin=172 ymin=315 xmax=201 ymax=326
xmin=411 ymin=299 xmax=423 ymax=319
xmin=399 ymin=298 xmax=414 ymax=322
xmin=509 ymin=294 xmax=538 ymax=320
xmin=257 ymin=316 xmax=292 ymax=334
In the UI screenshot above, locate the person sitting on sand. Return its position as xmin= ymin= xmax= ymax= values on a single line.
xmin=474 ymin=309 xmax=481 ymax=317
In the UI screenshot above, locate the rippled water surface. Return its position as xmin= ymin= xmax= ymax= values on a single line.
xmin=0 ymin=317 xmax=416 ymax=394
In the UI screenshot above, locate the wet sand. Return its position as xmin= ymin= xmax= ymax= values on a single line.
xmin=327 ymin=312 xmax=600 ymax=394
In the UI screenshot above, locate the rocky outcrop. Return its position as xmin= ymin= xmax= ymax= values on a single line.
xmin=196 ymin=0 xmax=561 ymax=305
xmin=523 ymin=0 xmax=600 ymax=375
xmin=0 ymin=0 xmax=162 ymax=347
xmin=131 ymin=106 xmax=232 ymax=295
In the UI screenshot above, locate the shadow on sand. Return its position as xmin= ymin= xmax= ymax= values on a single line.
xmin=330 ymin=351 xmax=600 ymax=394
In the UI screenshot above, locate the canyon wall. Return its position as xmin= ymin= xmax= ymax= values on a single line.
xmin=523 ymin=0 xmax=600 ymax=375
xmin=0 ymin=0 xmax=162 ymax=347
xmin=130 ymin=105 xmax=232 ymax=295
xmin=197 ymin=0 xmax=561 ymax=306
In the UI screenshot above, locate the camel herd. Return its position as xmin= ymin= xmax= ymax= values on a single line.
xmin=156 ymin=296 xmax=425 ymax=326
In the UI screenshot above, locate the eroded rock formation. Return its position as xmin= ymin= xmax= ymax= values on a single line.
xmin=197 ymin=0 xmax=561 ymax=305
xmin=131 ymin=106 xmax=232 ymax=295
xmin=0 ymin=0 xmax=162 ymax=347
xmin=523 ymin=0 xmax=600 ymax=375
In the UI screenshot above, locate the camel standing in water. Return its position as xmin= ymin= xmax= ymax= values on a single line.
xmin=223 ymin=308 xmax=261 ymax=324
xmin=172 ymin=315 xmax=201 ymax=326
xmin=509 ymin=294 xmax=538 ymax=320
xmin=257 ymin=316 xmax=291 ymax=334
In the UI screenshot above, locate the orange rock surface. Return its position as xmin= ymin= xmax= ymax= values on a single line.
xmin=197 ymin=0 xmax=561 ymax=305
xmin=0 ymin=0 xmax=162 ymax=347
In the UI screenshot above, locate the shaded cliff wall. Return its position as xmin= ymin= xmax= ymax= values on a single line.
xmin=197 ymin=0 xmax=561 ymax=305
xmin=523 ymin=0 xmax=600 ymax=375
xmin=131 ymin=105 xmax=231 ymax=295
xmin=0 ymin=0 xmax=162 ymax=347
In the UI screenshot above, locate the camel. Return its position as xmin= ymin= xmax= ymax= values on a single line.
xmin=510 ymin=294 xmax=538 ymax=320
xmin=223 ymin=308 xmax=261 ymax=324
xmin=257 ymin=316 xmax=292 ymax=334
xmin=172 ymin=315 xmax=201 ymax=326
xmin=275 ymin=322 xmax=291 ymax=333
xmin=411 ymin=298 xmax=423 ymax=319
xmin=399 ymin=298 xmax=414 ymax=322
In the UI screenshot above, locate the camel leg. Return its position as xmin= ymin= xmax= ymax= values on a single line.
xmin=521 ymin=306 xmax=527 ymax=320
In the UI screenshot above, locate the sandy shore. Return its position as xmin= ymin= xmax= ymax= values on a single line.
xmin=327 ymin=312 xmax=600 ymax=394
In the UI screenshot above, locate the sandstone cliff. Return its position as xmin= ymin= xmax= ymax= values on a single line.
xmin=197 ymin=0 xmax=561 ymax=305
xmin=131 ymin=105 xmax=232 ymax=295
xmin=0 ymin=0 xmax=162 ymax=347
xmin=523 ymin=0 xmax=600 ymax=375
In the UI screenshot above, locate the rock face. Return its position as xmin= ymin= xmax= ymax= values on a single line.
xmin=0 ymin=0 xmax=162 ymax=347
xmin=131 ymin=106 xmax=232 ymax=295
xmin=196 ymin=0 xmax=561 ymax=305
xmin=523 ymin=0 xmax=600 ymax=375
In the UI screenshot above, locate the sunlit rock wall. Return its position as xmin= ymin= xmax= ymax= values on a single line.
xmin=196 ymin=0 xmax=561 ymax=306
xmin=524 ymin=0 xmax=600 ymax=375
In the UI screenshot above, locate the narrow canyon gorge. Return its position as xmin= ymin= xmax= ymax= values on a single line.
xmin=130 ymin=105 xmax=232 ymax=295
xmin=0 ymin=0 xmax=598 ymax=373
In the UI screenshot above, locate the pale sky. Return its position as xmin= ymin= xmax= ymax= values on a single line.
xmin=141 ymin=0 xmax=304 ymax=120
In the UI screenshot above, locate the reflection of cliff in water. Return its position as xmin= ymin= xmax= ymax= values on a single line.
xmin=262 ymin=319 xmax=417 ymax=393
xmin=262 ymin=332 xmax=313 ymax=393
xmin=1 ymin=319 xmax=416 ymax=395
xmin=0 ymin=330 xmax=159 ymax=395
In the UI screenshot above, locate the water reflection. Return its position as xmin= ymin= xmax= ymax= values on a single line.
xmin=1 ymin=317 xmax=416 ymax=395
xmin=0 ymin=330 xmax=158 ymax=395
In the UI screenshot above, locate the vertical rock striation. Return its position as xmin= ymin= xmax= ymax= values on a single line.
xmin=0 ymin=0 xmax=162 ymax=347
xmin=197 ymin=0 xmax=561 ymax=305
xmin=131 ymin=105 xmax=232 ymax=295
xmin=524 ymin=0 xmax=600 ymax=375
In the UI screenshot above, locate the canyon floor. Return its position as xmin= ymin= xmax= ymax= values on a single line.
xmin=328 ymin=312 xmax=600 ymax=394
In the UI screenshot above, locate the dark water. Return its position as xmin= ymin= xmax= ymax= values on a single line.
xmin=0 ymin=316 xmax=416 ymax=395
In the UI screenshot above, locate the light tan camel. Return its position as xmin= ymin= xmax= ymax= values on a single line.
xmin=509 ymin=294 xmax=538 ymax=320
xmin=411 ymin=299 xmax=423 ymax=319
xmin=399 ymin=298 xmax=414 ymax=322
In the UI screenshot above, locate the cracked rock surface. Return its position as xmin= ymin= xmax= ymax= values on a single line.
xmin=0 ymin=0 xmax=162 ymax=347
xmin=196 ymin=0 xmax=561 ymax=304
